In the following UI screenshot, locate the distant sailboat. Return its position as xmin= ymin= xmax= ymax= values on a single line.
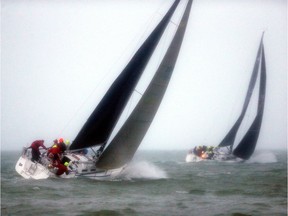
xmin=186 ymin=34 xmax=266 ymax=162
xmin=16 ymin=0 xmax=194 ymax=179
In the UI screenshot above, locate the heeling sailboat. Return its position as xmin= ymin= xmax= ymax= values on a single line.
xmin=15 ymin=0 xmax=193 ymax=180
xmin=186 ymin=34 xmax=266 ymax=162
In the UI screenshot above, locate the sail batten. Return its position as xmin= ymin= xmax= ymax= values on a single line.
xmin=96 ymin=0 xmax=194 ymax=169
xmin=69 ymin=0 xmax=181 ymax=150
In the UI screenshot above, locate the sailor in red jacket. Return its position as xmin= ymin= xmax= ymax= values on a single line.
xmin=47 ymin=143 xmax=68 ymax=176
xmin=28 ymin=140 xmax=47 ymax=163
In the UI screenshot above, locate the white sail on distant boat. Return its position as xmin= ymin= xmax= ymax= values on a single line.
xmin=15 ymin=0 xmax=194 ymax=180
xmin=186 ymin=33 xmax=266 ymax=163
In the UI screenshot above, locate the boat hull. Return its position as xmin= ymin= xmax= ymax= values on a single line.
xmin=185 ymin=153 xmax=203 ymax=162
xmin=15 ymin=148 xmax=124 ymax=180
xmin=62 ymin=153 xmax=125 ymax=180
xmin=15 ymin=155 xmax=51 ymax=179
xmin=185 ymin=151 xmax=238 ymax=163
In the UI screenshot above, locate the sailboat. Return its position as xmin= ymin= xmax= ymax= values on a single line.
xmin=15 ymin=0 xmax=194 ymax=180
xmin=186 ymin=33 xmax=266 ymax=162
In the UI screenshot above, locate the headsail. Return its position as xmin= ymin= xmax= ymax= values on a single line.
xmin=69 ymin=0 xmax=181 ymax=150
xmin=217 ymin=35 xmax=264 ymax=150
xmin=96 ymin=0 xmax=194 ymax=169
xmin=233 ymin=38 xmax=266 ymax=159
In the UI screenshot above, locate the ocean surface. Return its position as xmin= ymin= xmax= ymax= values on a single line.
xmin=1 ymin=149 xmax=287 ymax=216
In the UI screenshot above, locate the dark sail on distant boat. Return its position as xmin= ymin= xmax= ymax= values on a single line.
xmin=185 ymin=33 xmax=267 ymax=163
xmin=69 ymin=0 xmax=181 ymax=150
xmin=233 ymin=40 xmax=266 ymax=159
xmin=96 ymin=0 xmax=194 ymax=169
xmin=218 ymin=34 xmax=266 ymax=159
xmin=218 ymin=35 xmax=264 ymax=151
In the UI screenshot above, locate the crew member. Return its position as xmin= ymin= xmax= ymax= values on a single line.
xmin=206 ymin=146 xmax=215 ymax=159
xmin=57 ymin=138 xmax=67 ymax=153
xmin=47 ymin=143 xmax=68 ymax=176
xmin=28 ymin=140 xmax=47 ymax=163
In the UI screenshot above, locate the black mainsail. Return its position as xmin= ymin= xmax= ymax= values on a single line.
xmin=69 ymin=0 xmax=181 ymax=150
xmin=217 ymin=34 xmax=265 ymax=156
xmin=233 ymin=40 xmax=266 ymax=159
xmin=96 ymin=0 xmax=194 ymax=169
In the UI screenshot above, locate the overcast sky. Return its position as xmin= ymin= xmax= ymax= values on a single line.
xmin=1 ymin=0 xmax=287 ymax=151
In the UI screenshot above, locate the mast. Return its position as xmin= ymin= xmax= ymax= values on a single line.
xmin=96 ymin=0 xmax=194 ymax=169
xmin=217 ymin=35 xmax=264 ymax=151
xmin=69 ymin=0 xmax=181 ymax=150
xmin=233 ymin=38 xmax=266 ymax=159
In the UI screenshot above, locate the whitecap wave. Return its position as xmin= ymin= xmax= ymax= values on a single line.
xmin=247 ymin=151 xmax=278 ymax=163
xmin=121 ymin=161 xmax=168 ymax=180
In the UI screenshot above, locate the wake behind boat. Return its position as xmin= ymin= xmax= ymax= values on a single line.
xmin=186 ymin=33 xmax=266 ymax=163
xmin=15 ymin=0 xmax=194 ymax=180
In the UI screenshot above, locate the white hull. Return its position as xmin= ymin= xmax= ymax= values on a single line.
xmin=62 ymin=153 xmax=125 ymax=180
xmin=185 ymin=153 xmax=203 ymax=162
xmin=15 ymin=148 xmax=124 ymax=180
xmin=15 ymin=155 xmax=51 ymax=179
xmin=185 ymin=151 xmax=238 ymax=163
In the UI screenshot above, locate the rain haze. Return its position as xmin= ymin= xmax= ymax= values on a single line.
xmin=1 ymin=0 xmax=287 ymax=152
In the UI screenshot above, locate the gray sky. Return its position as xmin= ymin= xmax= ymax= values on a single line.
xmin=1 ymin=0 xmax=287 ymax=151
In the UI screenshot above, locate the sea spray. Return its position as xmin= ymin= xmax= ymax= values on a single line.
xmin=120 ymin=161 xmax=168 ymax=180
xmin=247 ymin=151 xmax=277 ymax=163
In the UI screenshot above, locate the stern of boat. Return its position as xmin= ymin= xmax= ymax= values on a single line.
xmin=15 ymin=148 xmax=50 ymax=179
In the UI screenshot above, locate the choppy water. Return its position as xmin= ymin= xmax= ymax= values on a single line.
xmin=1 ymin=149 xmax=287 ymax=216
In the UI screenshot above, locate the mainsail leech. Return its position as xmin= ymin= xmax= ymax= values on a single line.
xmin=69 ymin=0 xmax=181 ymax=150
xmin=96 ymin=0 xmax=194 ymax=169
